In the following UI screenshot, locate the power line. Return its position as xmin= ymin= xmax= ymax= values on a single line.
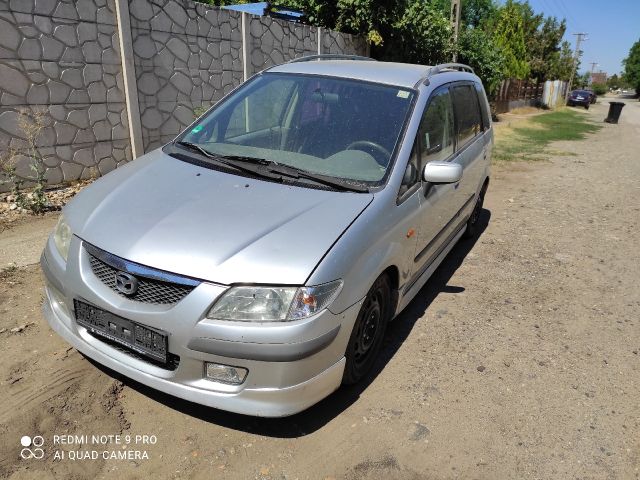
xmin=553 ymin=0 xmax=573 ymax=24
xmin=539 ymin=0 xmax=561 ymax=20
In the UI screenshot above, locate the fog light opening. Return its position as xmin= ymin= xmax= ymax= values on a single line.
xmin=205 ymin=362 xmax=248 ymax=385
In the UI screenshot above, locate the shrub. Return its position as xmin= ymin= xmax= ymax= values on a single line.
xmin=0 ymin=109 xmax=51 ymax=214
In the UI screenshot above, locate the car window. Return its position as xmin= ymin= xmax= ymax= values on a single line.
xmin=418 ymin=87 xmax=455 ymax=165
xmin=474 ymin=83 xmax=491 ymax=130
xmin=225 ymin=78 xmax=296 ymax=139
xmin=180 ymin=73 xmax=415 ymax=184
xmin=452 ymin=84 xmax=481 ymax=148
xmin=398 ymin=140 xmax=420 ymax=199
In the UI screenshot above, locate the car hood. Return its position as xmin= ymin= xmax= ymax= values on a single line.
xmin=65 ymin=149 xmax=373 ymax=285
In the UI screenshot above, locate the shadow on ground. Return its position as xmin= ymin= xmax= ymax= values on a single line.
xmin=88 ymin=209 xmax=491 ymax=438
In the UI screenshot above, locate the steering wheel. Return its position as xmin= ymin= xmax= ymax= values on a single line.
xmin=345 ymin=140 xmax=391 ymax=166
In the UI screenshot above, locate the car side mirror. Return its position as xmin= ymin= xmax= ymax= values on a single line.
xmin=423 ymin=161 xmax=462 ymax=184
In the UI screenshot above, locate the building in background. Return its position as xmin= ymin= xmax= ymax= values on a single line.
xmin=591 ymin=71 xmax=607 ymax=84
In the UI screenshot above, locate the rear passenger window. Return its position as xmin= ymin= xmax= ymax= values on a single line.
xmin=474 ymin=82 xmax=491 ymax=130
xmin=452 ymin=84 xmax=481 ymax=147
xmin=419 ymin=87 xmax=455 ymax=164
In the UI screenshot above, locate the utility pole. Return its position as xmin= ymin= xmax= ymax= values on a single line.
xmin=589 ymin=61 xmax=598 ymax=85
xmin=566 ymin=33 xmax=588 ymax=100
xmin=450 ymin=0 xmax=461 ymax=62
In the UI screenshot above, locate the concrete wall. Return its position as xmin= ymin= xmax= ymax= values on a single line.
xmin=0 ymin=0 xmax=131 ymax=185
xmin=0 ymin=0 xmax=367 ymax=190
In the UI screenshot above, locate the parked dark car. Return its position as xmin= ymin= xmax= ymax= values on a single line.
xmin=583 ymin=89 xmax=597 ymax=104
xmin=567 ymin=90 xmax=592 ymax=109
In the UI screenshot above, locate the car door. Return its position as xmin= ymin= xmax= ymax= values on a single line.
xmin=450 ymin=82 xmax=484 ymax=221
xmin=411 ymin=85 xmax=461 ymax=272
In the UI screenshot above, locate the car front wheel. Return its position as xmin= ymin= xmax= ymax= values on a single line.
xmin=342 ymin=274 xmax=392 ymax=385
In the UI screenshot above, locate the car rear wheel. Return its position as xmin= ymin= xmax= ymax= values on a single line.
xmin=342 ymin=274 xmax=392 ymax=385
xmin=463 ymin=181 xmax=488 ymax=239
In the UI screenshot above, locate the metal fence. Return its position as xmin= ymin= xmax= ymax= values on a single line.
xmin=492 ymin=78 xmax=569 ymax=114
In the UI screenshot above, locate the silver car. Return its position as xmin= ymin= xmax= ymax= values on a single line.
xmin=41 ymin=57 xmax=492 ymax=417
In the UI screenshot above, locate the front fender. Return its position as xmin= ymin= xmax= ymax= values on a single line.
xmin=308 ymin=189 xmax=421 ymax=316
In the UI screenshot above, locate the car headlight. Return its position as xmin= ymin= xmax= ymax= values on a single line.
xmin=207 ymin=280 xmax=343 ymax=322
xmin=53 ymin=215 xmax=72 ymax=261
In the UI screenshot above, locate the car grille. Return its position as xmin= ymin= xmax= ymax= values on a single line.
xmin=85 ymin=244 xmax=198 ymax=305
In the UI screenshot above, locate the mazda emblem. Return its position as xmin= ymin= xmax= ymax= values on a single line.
xmin=115 ymin=271 xmax=139 ymax=296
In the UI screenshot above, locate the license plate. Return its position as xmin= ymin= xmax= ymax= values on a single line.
xmin=74 ymin=300 xmax=168 ymax=364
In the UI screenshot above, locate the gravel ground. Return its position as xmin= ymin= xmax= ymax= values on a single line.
xmin=0 ymin=98 xmax=639 ymax=480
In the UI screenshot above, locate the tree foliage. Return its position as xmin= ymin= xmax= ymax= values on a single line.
xmin=623 ymin=39 xmax=640 ymax=94
xmin=262 ymin=0 xmax=575 ymax=90
xmin=528 ymin=16 xmax=567 ymax=81
xmin=457 ymin=27 xmax=504 ymax=93
xmin=545 ymin=40 xmax=574 ymax=82
xmin=488 ymin=0 xmax=530 ymax=79
xmin=388 ymin=0 xmax=452 ymax=65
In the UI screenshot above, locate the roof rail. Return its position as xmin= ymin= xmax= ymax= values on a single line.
xmin=419 ymin=62 xmax=475 ymax=86
xmin=430 ymin=63 xmax=474 ymax=75
xmin=288 ymin=54 xmax=375 ymax=64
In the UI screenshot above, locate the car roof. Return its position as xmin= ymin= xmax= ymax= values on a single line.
xmin=269 ymin=59 xmax=476 ymax=89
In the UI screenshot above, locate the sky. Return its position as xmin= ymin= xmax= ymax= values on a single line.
xmin=501 ymin=0 xmax=640 ymax=76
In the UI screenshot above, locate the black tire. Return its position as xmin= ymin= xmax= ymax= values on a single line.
xmin=463 ymin=181 xmax=488 ymax=239
xmin=342 ymin=274 xmax=392 ymax=385
xmin=585 ymin=104 xmax=589 ymax=110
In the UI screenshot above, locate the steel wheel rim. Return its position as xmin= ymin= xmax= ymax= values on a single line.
xmin=353 ymin=288 xmax=383 ymax=368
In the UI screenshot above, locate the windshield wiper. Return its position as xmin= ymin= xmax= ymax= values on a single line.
xmin=217 ymin=154 xmax=370 ymax=193
xmin=177 ymin=143 xmax=369 ymax=193
xmin=175 ymin=142 xmax=283 ymax=181
xmin=275 ymin=165 xmax=370 ymax=193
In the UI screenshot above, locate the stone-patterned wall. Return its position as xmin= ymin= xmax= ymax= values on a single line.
xmin=0 ymin=0 xmax=131 ymax=186
xmin=248 ymin=15 xmax=318 ymax=73
xmin=323 ymin=29 xmax=368 ymax=56
xmin=129 ymin=0 xmax=244 ymax=151
xmin=0 ymin=0 xmax=367 ymax=190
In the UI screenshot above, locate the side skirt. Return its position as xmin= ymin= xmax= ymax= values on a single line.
xmin=394 ymin=222 xmax=467 ymax=316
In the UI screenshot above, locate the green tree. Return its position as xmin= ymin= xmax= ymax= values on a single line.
xmin=572 ymin=71 xmax=589 ymax=90
xmin=460 ymin=0 xmax=498 ymax=28
xmin=606 ymin=73 xmax=619 ymax=90
xmin=546 ymin=40 xmax=574 ymax=81
xmin=388 ymin=0 xmax=452 ymax=64
xmin=528 ymin=16 xmax=566 ymax=81
xmin=488 ymin=0 xmax=530 ymax=79
xmin=457 ymin=27 xmax=504 ymax=93
xmin=431 ymin=0 xmax=498 ymax=28
xmin=623 ymin=39 xmax=640 ymax=94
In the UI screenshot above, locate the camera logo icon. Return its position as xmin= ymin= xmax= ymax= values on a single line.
xmin=20 ymin=435 xmax=44 ymax=460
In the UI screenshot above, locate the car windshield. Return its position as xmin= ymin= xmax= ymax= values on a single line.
xmin=177 ymin=73 xmax=415 ymax=184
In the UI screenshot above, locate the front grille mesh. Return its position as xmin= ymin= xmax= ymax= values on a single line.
xmin=88 ymin=254 xmax=194 ymax=305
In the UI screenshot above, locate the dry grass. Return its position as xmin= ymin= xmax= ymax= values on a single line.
xmin=493 ymin=108 xmax=600 ymax=162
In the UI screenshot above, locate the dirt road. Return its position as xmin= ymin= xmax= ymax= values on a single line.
xmin=1 ymin=99 xmax=639 ymax=480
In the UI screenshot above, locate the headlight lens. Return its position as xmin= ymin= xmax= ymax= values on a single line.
xmin=53 ymin=215 xmax=72 ymax=261
xmin=207 ymin=280 xmax=342 ymax=322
